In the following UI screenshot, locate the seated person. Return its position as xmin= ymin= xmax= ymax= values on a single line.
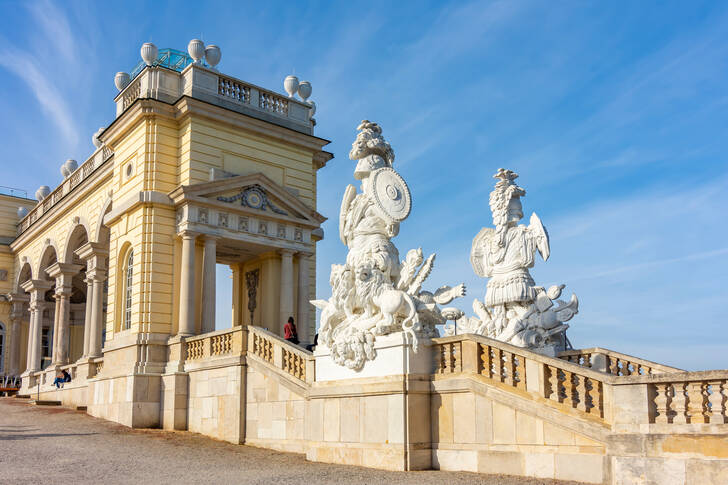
xmin=53 ymin=371 xmax=65 ymax=389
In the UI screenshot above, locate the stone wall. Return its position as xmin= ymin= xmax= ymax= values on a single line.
xmin=244 ymin=357 xmax=307 ymax=453
xmin=187 ymin=362 xmax=245 ymax=443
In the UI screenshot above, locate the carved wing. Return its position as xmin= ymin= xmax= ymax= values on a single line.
xmin=408 ymin=253 xmax=436 ymax=295
xmin=339 ymin=184 xmax=357 ymax=245
xmin=528 ymin=212 xmax=550 ymax=261
xmin=470 ymin=227 xmax=495 ymax=277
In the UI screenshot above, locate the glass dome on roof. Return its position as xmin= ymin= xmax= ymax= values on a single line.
xmin=130 ymin=48 xmax=207 ymax=80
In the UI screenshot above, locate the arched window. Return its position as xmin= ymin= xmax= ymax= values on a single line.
xmin=124 ymin=250 xmax=134 ymax=330
xmin=0 ymin=322 xmax=5 ymax=374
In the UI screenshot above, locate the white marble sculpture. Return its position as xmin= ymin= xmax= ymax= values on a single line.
xmin=313 ymin=121 xmax=465 ymax=370
xmin=448 ymin=168 xmax=578 ymax=355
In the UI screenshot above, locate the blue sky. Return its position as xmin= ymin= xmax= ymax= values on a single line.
xmin=1 ymin=1 xmax=727 ymax=370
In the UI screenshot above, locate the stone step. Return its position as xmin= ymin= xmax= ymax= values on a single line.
xmin=76 ymin=405 xmax=87 ymax=411
xmin=31 ymin=400 xmax=61 ymax=406
xmin=15 ymin=394 xmax=30 ymax=399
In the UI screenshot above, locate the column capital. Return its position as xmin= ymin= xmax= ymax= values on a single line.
xmin=178 ymin=230 xmax=199 ymax=240
xmin=46 ymin=262 xmax=83 ymax=279
xmin=54 ymin=286 xmax=73 ymax=298
xmin=203 ymin=234 xmax=221 ymax=243
xmin=20 ymin=279 xmax=53 ymax=294
xmin=7 ymin=292 xmax=29 ymax=303
xmin=296 ymin=251 xmax=313 ymax=259
xmin=87 ymin=267 xmax=107 ymax=282
xmin=75 ymin=241 xmax=110 ymax=262
xmin=29 ymin=300 xmax=50 ymax=312
xmin=279 ymin=248 xmax=296 ymax=257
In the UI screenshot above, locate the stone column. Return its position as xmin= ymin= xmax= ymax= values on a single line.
xmin=296 ymin=253 xmax=311 ymax=343
xmin=51 ymin=294 xmax=62 ymax=364
xmin=46 ymin=263 xmax=81 ymax=366
xmin=88 ymin=268 xmax=107 ymax=358
xmin=7 ymin=297 xmax=27 ymax=376
xmin=75 ymin=242 xmax=109 ymax=360
xmin=230 ymin=263 xmax=243 ymax=327
xmin=279 ymin=249 xmax=295 ymax=336
xmin=178 ymin=231 xmax=198 ymax=336
xmin=21 ymin=280 xmax=52 ymax=373
xmin=82 ymin=276 xmax=94 ymax=357
xmin=201 ymin=236 xmax=218 ymax=334
xmin=54 ymin=287 xmax=73 ymax=364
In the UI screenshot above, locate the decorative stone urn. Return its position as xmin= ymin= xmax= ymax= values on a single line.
xmin=284 ymin=75 xmax=299 ymax=98
xmin=60 ymin=159 xmax=78 ymax=178
xmin=140 ymin=42 xmax=158 ymax=66
xmin=92 ymin=127 xmax=104 ymax=148
xmin=297 ymin=81 xmax=312 ymax=102
xmin=188 ymin=39 xmax=205 ymax=63
xmin=35 ymin=186 xmax=50 ymax=201
xmin=17 ymin=207 xmax=29 ymax=219
xmin=205 ymin=44 xmax=221 ymax=68
xmin=114 ymin=72 xmax=130 ymax=91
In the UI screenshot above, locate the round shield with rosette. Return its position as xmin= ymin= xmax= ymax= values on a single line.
xmin=371 ymin=167 xmax=411 ymax=222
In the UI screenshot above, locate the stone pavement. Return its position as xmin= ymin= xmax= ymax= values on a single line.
xmin=0 ymin=398 xmax=583 ymax=485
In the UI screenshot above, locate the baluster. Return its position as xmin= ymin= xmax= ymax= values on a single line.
xmin=435 ymin=344 xmax=444 ymax=374
xmin=594 ymin=380 xmax=604 ymax=417
xmin=608 ymin=357 xmax=616 ymax=375
xmin=687 ymin=382 xmax=708 ymax=424
xmin=562 ymin=371 xmax=576 ymax=407
xmin=503 ymin=351 xmax=514 ymax=386
xmin=452 ymin=343 xmax=461 ymax=372
xmin=654 ymin=383 xmax=671 ymax=423
xmin=575 ymin=374 xmax=587 ymax=411
xmin=708 ymin=380 xmax=727 ymax=424
xmin=515 ymin=356 xmax=526 ymax=390
xmin=493 ymin=348 xmax=504 ymax=382
xmin=548 ymin=365 xmax=562 ymax=402
xmin=672 ymin=382 xmax=688 ymax=424
xmin=480 ymin=345 xmax=492 ymax=378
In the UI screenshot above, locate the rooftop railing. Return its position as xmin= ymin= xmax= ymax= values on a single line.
xmin=114 ymin=64 xmax=313 ymax=135
xmin=0 ymin=186 xmax=28 ymax=199
xmin=17 ymin=145 xmax=113 ymax=235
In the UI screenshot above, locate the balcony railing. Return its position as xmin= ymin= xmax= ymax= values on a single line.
xmin=17 ymin=145 xmax=113 ymax=235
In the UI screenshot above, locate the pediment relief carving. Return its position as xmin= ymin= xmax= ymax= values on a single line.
xmin=171 ymin=173 xmax=325 ymax=226
xmin=214 ymin=185 xmax=288 ymax=216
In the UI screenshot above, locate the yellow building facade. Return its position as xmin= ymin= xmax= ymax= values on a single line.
xmin=3 ymin=50 xmax=330 ymax=424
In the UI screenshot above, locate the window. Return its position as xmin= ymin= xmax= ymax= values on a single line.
xmin=124 ymin=249 xmax=134 ymax=330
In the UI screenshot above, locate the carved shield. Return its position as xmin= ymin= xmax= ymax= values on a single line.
xmin=470 ymin=227 xmax=495 ymax=277
xmin=370 ymin=167 xmax=411 ymax=222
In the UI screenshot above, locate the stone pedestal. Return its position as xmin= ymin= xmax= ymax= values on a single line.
xmin=308 ymin=332 xmax=434 ymax=471
xmin=314 ymin=332 xmax=435 ymax=381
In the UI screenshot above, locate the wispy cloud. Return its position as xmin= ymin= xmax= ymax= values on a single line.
xmin=26 ymin=0 xmax=77 ymax=64
xmin=0 ymin=49 xmax=79 ymax=145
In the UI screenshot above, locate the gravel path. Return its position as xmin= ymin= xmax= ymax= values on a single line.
xmin=0 ymin=397 xmax=583 ymax=485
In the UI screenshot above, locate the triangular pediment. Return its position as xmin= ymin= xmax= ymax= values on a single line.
xmin=170 ymin=173 xmax=326 ymax=226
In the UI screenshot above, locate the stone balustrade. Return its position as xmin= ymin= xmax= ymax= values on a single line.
xmin=647 ymin=372 xmax=728 ymax=424
xmin=558 ymin=347 xmax=682 ymax=376
xmin=17 ymin=145 xmax=113 ymax=235
xmin=183 ymin=327 xmax=243 ymax=363
xmin=435 ymin=335 xmax=728 ymax=430
xmin=114 ymin=64 xmax=313 ymax=135
xmin=435 ymin=335 xmax=610 ymax=420
xmin=247 ymin=326 xmax=314 ymax=384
